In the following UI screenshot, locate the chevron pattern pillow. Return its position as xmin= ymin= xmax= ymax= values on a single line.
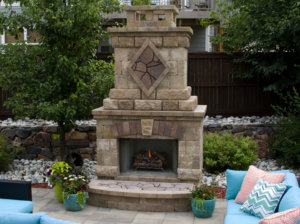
xmin=240 ymin=179 xmax=287 ymax=218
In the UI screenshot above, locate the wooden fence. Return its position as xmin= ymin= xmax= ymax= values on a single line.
xmin=188 ymin=53 xmax=278 ymax=116
xmin=0 ymin=52 xmax=278 ymax=119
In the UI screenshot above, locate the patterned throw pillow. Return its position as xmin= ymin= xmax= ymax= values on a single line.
xmin=240 ymin=179 xmax=287 ymax=218
xmin=258 ymin=207 xmax=300 ymax=224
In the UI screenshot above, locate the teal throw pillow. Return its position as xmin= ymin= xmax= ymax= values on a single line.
xmin=240 ymin=179 xmax=287 ymax=218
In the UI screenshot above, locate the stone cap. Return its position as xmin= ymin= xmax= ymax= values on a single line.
xmin=124 ymin=5 xmax=179 ymax=28
xmin=108 ymin=27 xmax=193 ymax=37
xmin=92 ymin=105 xmax=207 ymax=119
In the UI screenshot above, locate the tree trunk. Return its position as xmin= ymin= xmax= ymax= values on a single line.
xmin=58 ymin=123 xmax=69 ymax=162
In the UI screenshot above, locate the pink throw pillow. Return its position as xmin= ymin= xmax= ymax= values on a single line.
xmin=234 ymin=165 xmax=286 ymax=204
xmin=258 ymin=207 xmax=300 ymax=224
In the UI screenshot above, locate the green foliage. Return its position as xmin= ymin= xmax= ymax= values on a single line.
xmin=191 ymin=184 xmax=215 ymax=201
xmin=269 ymin=87 xmax=300 ymax=169
xmin=0 ymin=134 xmax=21 ymax=171
xmin=209 ymin=0 xmax=300 ymax=92
xmin=132 ymin=0 xmax=151 ymax=5
xmin=204 ymin=132 xmax=257 ymax=174
xmin=46 ymin=161 xmax=72 ymax=187
xmin=0 ymin=0 xmax=120 ymax=159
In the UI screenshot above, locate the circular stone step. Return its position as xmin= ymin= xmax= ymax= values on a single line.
xmin=87 ymin=179 xmax=194 ymax=212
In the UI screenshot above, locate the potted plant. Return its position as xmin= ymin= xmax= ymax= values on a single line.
xmin=62 ymin=168 xmax=89 ymax=211
xmin=191 ymin=183 xmax=216 ymax=218
xmin=45 ymin=161 xmax=72 ymax=203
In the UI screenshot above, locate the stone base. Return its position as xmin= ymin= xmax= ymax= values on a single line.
xmin=87 ymin=179 xmax=193 ymax=212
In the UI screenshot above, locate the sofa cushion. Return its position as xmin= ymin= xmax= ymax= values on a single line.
xmin=282 ymin=173 xmax=299 ymax=188
xmin=224 ymin=213 xmax=260 ymax=224
xmin=0 ymin=212 xmax=44 ymax=224
xmin=40 ymin=215 xmax=80 ymax=224
xmin=279 ymin=186 xmax=300 ymax=212
xmin=240 ymin=179 xmax=287 ymax=218
xmin=234 ymin=166 xmax=286 ymax=204
xmin=225 ymin=169 xmax=247 ymax=200
xmin=0 ymin=198 xmax=33 ymax=213
xmin=258 ymin=207 xmax=300 ymax=224
xmin=225 ymin=169 xmax=290 ymax=200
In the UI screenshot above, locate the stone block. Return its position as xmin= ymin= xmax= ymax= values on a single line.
xmin=127 ymin=75 xmax=140 ymax=89
xmin=111 ymin=36 xmax=119 ymax=47
xmin=162 ymin=100 xmax=178 ymax=111
xmin=114 ymin=61 xmax=122 ymax=76
xmin=103 ymin=98 xmax=118 ymax=110
xmin=115 ymin=76 xmax=128 ymax=89
xmin=135 ymin=37 xmax=162 ymax=47
xmin=109 ymin=89 xmax=141 ymax=100
xmin=141 ymin=119 xmax=154 ymax=136
xmin=88 ymin=132 xmax=96 ymax=141
xmin=163 ymin=37 xmax=178 ymax=47
xmin=69 ymin=130 xmax=88 ymax=140
xmin=43 ymin=126 xmax=58 ymax=133
xmin=135 ymin=100 xmax=162 ymax=111
xmin=168 ymin=61 xmax=177 ymax=75
xmin=170 ymin=75 xmax=186 ymax=89
xmin=114 ymin=48 xmax=135 ymax=62
xmin=142 ymin=91 xmax=156 ymax=100
xmin=178 ymin=96 xmax=198 ymax=111
xmin=169 ymin=48 xmax=187 ymax=61
xmin=96 ymin=165 xmax=119 ymax=178
xmin=118 ymin=100 xmax=134 ymax=110
xmin=178 ymin=36 xmax=190 ymax=48
xmin=177 ymin=168 xmax=202 ymax=181
xmin=119 ymin=37 xmax=134 ymax=47
xmin=157 ymin=88 xmax=191 ymax=100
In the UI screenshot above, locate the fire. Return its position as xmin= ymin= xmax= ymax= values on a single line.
xmin=148 ymin=149 xmax=151 ymax=158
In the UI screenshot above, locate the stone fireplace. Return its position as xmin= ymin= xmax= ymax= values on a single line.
xmin=92 ymin=5 xmax=206 ymax=182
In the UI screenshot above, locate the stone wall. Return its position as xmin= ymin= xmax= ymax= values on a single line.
xmin=0 ymin=118 xmax=274 ymax=161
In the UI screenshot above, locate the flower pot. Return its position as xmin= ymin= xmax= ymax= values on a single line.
xmin=63 ymin=192 xmax=88 ymax=211
xmin=53 ymin=184 xmax=63 ymax=203
xmin=191 ymin=198 xmax=216 ymax=218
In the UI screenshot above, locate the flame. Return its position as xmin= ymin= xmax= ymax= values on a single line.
xmin=148 ymin=149 xmax=151 ymax=158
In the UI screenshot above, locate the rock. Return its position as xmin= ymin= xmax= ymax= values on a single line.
xmin=26 ymin=146 xmax=42 ymax=155
xmin=256 ymin=140 xmax=269 ymax=159
xmin=33 ymin=132 xmax=51 ymax=147
xmin=40 ymin=148 xmax=53 ymax=159
xmin=12 ymin=137 xmax=22 ymax=147
xmin=43 ymin=126 xmax=58 ymax=133
xmin=1 ymin=128 xmax=16 ymax=140
xmin=16 ymin=128 xmax=32 ymax=139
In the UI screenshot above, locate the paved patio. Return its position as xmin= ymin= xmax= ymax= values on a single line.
xmin=32 ymin=188 xmax=227 ymax=224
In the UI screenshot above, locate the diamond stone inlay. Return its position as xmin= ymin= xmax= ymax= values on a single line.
xmin=128 ymin=40 xmax=169 ymax=96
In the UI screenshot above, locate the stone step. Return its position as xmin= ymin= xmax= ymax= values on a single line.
xmin=87 ymin=179 xmax=194 ymax=212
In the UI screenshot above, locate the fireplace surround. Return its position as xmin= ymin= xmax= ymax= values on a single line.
xmin=92 ymin=5 xmax=206 ymax=182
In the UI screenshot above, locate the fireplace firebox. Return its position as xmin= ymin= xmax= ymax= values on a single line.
xmin=119 ymin=138 xmax=178 ymax=174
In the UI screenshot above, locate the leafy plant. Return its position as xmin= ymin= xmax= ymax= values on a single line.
xmin=191 ymin=182 xmax=216 ymax=212
xmin=204 ymin=132 xmax=257 ymax=174
xmin=62 ymin=169 xmax=89 ymax=208
xmin=269 ymin=87 xmax=300 ymax=169
xmin=208 ymin=0 xmax=300 ymax=92
xmin=132 ymin=0 xmax=151 ymax=5
xmin=0 ymin=134 xmax=21 ymax=171
xmin=45 ymin=161 xmax=72 ymax=188
xmin=0 ymin=0 xmax=120 ymax=161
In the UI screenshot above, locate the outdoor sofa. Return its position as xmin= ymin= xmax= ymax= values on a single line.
xmin=0 ymin=179 xmax=79 ymax=224
xmin=224 ymin=168 xmax=300 ymax=224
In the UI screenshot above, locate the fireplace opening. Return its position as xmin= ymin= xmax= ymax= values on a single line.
xmin=119 ymin=138 xmax=178 ymax=174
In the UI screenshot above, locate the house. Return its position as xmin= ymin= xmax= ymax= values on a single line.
xmin=0 ymin=0 xmax=218 ymax=52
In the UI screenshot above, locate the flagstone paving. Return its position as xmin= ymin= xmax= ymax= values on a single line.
xmin=32 ymin=188 xmax=227 ymax=224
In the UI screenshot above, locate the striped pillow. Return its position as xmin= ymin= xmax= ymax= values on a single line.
xmin=240 ymin=179 xmax=287 ymax=218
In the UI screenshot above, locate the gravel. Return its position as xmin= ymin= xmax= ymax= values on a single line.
xmin=0 ymin=158 xmax=299 ymax=187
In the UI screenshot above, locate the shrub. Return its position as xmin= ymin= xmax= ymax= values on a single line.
xmin=132 ymin=0 xmax=151 ymax=5
xmin=0 ymin=134 xmax=21 ymax=171
xmin=269 ymin=87 xmax=300 ymax=169
xmin=203 ymin=132 xmax=257 ymax=174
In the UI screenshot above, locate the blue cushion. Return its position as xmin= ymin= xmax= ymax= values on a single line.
xmin=225 ymin=169 xmax=247 ymax=200
xmin=0 ymin=198 xmax=33 ymax=213
xmin=278 ymin=186 xmax=300 ymax=212
xmin=226 ymin=200 xmax=245 ymax=215
xmin=0 ymin=212 xmax=43 ymax=224
xmin=224 ymin=214 xmax=260 ymax=224
xmin=225 ymin=169 xmax=291 ymax=200
xmin=282 ymin=172 xmax=299 ymax=188
xmin=40 ymin=215 xmax=80 ymax=224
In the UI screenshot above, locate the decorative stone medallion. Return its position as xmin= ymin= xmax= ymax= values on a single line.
xmin=128 ymin=40 xmax=170 ymax=96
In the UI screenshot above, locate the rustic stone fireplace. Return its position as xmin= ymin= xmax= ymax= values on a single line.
xmin=92 ymin=5 xmax=206 ymax=182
